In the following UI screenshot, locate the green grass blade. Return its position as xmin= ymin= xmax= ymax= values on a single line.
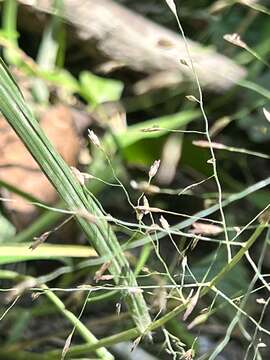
xmin=0 ymin=58 xmax=152 ymax=334
xmin=0 ymin=243 xmax=97 ymax=264
xmin=2 ymin=0 xmax=18 ymax=64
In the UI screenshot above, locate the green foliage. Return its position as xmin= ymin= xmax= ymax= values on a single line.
xmin=79 ymin=71 xmax=124 ymax=105
xmin=0 ymin=0 xmax=270 ymax=359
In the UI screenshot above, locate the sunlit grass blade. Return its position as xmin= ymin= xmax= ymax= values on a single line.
xmin=1 ymin=0 xmax=19 ymax=64
xmin=0 ymin=243 xmax=97 ymax=264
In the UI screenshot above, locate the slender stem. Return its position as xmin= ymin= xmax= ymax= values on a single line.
xmin=44 ymin=221 xmax=267 ymax=358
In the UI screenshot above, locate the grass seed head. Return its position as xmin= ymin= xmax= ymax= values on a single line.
xmin=149 ymin=159 xmax=161 ymax=179
xmin=88 ymin=129 xmax=101 ymax=148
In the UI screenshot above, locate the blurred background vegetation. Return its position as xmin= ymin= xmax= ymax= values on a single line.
xmin=0 ymin=0 xmax=269 ymax=359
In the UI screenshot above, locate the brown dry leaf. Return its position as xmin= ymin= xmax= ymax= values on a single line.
xmin=0 ymin=105 xmax=81 ymax=228
xmin=190 ymin=222 xmax=223 ymax=236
